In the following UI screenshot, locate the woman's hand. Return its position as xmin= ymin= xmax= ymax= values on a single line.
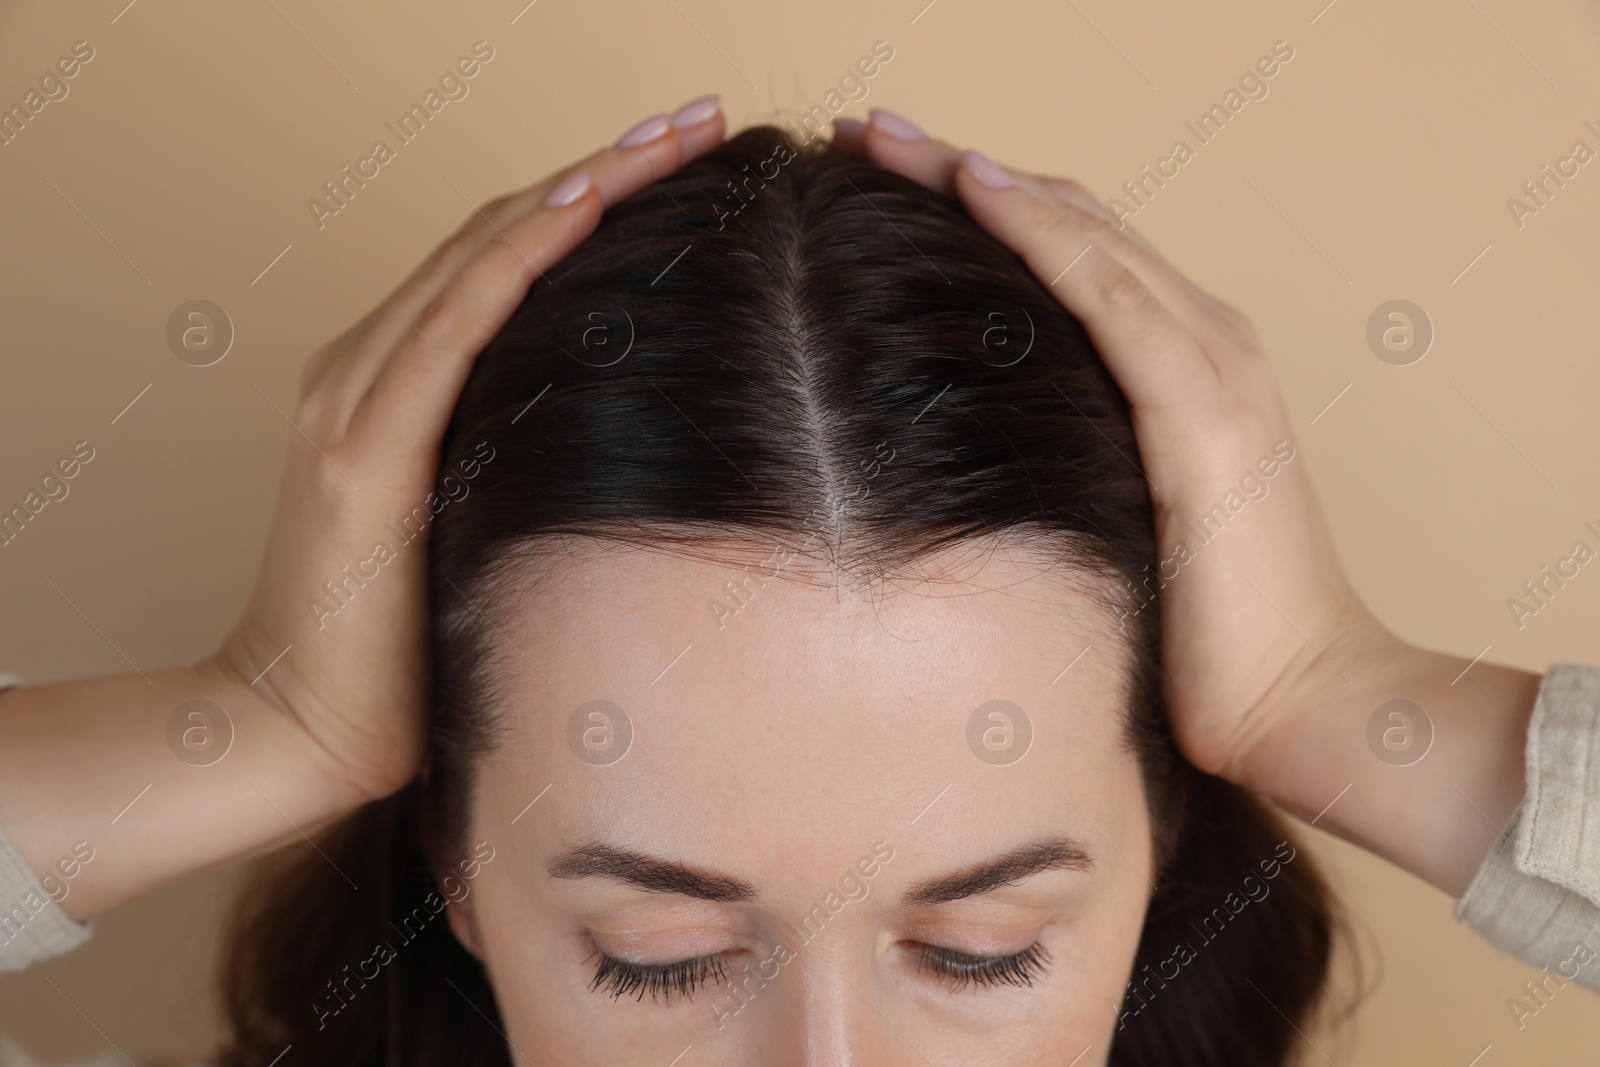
xmin=842 ymin=109 xmax=1542 ymax=896
xmin=0 ymin=97 xmax=728 ymax=921
xmin=213 ymin=96 xmax=729 ymax=806
xmin=843 ymin=109 xmax=1361 ymax=781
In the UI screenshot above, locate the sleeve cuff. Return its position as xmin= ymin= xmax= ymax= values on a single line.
xmin=1515 ymin=663 xmax=1600 ymax=900
xmin=0 ymin=826 xmax=94 ymax=974
xmin=1456 ymin=663 xmax=1600 ymax=992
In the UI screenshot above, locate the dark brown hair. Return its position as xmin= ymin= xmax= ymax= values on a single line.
xmin=219 ymin=125 xmax=1343 ymax=1067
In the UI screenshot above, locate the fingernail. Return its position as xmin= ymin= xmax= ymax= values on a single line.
xmin=964 ymin=150 xmax=1015 ymax=189
xmin=670 ymin=94 xmax=721 ymax=129
xmin=615 ymin=114 xmax=671 ymax=147
xmin=832 ymin=116 xmax=867 ymax=140
xmin=868 ymin=108 xmax=927 ymax=142
xmin=544 ymin=168 xmax=593 ymax=207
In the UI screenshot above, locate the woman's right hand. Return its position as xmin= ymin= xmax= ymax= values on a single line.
xmin=0 ymin=97 xmax=727 ymax=922
xmin=211 ymin=96 xmax=729 ymax=809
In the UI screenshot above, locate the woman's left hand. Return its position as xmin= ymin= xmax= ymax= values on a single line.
xmin=840 ymin=109 xmax=1542 ymax=896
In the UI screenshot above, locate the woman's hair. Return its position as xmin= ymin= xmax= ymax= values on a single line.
xmin=218 ymin=125 xmax=1344 ymax=1067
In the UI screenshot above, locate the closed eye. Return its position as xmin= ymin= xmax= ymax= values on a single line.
xmin=588 ymin=948 xmax=730 ymax=1002
xmin=584 ymin=941 xmax=1053 ymax=1003
xmin=912 ymin=941 xmax=1052 ymax=991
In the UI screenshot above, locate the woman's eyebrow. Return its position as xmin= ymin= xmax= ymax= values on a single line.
xmin=900 ymin=837 xmax=1094 ymax=907
xmin=547 ymin=843 xmax=757 ymax=902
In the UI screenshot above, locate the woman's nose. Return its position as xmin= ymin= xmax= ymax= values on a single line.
xmin=746 ymin=955 xmax=912 ymax=1067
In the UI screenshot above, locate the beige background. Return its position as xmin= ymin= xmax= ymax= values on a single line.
xmin=2 ymin=0 xmax=1598 ymax=1062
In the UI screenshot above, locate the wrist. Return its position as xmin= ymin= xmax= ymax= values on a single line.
xmin=1226 ymin=598 xmax=1413 ymax=798
xmin=191 ymin=648 xmax=377 ymax=819
xmin=1221 ymin=606 xmax=1541 ymax=894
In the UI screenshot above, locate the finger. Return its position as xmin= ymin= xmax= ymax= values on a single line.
xmin=1030 ymin=174 xmax=1241 ymax=329
xmin=857 ymin=112 xmax=1115 ymax=243
xmin=307 ymin=97 xmax=725 ymax=415
xmin=855 ymin=121 xmax=1223 ymax=406
xmin=855 ymin=118 xmax=1252 ymax=363
xmin=453 ymin=94 xmax=725 ymax=235
xmin=993 ymin=167 xmax=1252 ymax=361
xmin=347 ymin=179 xmax=606 ymax=459
xmin=1034 ymin=176 xmax=1158 ymax=253
xmin=859 ymin=108 xmax=964 ymax=194
xmin=953 ymin=151 xmax=1221 ymax=420
xmin=339 ymin=101 xmax=721 ymax=361
xmin=322 ymin=99 xmax=722 ymax=403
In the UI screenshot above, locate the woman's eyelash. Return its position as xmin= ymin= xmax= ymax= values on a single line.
xmin=586 ymin=941 xmax=1049 ymax=1002
xmin=588 ymin=950 xmax=729 ymax=1002
xmin=914 ymin=941 xmax=1053 ymax=990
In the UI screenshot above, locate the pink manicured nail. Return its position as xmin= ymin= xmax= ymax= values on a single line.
xmin=543 ymin=169 xmax=592 ymax=207
xmin=964 ymin=150 xmax=1015 ymax=189
xmin=832 ymin=116 xmax=867 ymax=140
xmin=615 ymin=114 xmax=671 ymax=147
xmin=670 ymin=94 xmax=721 ymax=129
xmin=868 ymin=108 xmax=927 ymax=141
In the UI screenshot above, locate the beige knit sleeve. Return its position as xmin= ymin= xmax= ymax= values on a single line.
xmin=1456 ymin=663 xmax=1600 ymax=993
xmin=0 ymin=826 xmax=94 ymax=974
xmin=0 ymin=671 xmax=95 ymax=975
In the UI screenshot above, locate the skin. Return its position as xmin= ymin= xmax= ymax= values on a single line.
xmin=0 ymin=100 xmax=1550 ymax=1061
xmin=448 ymin=542 xmax=1151 ymax=1066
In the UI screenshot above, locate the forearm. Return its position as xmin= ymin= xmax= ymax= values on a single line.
xmin=0 ymin=661 xmax=365 ymax=921
xmin=1236 ymin=622 xmax=1541 ymax=897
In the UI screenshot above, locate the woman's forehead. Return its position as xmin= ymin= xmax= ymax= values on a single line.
xmin=489 ymin=540 xmax=1128 ymax=728
xmin=472 ymin=542 xmax=1141 ymax=844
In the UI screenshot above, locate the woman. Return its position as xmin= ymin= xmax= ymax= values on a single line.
xmin=0 ymin=99 xmax=1595 ymax=1066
